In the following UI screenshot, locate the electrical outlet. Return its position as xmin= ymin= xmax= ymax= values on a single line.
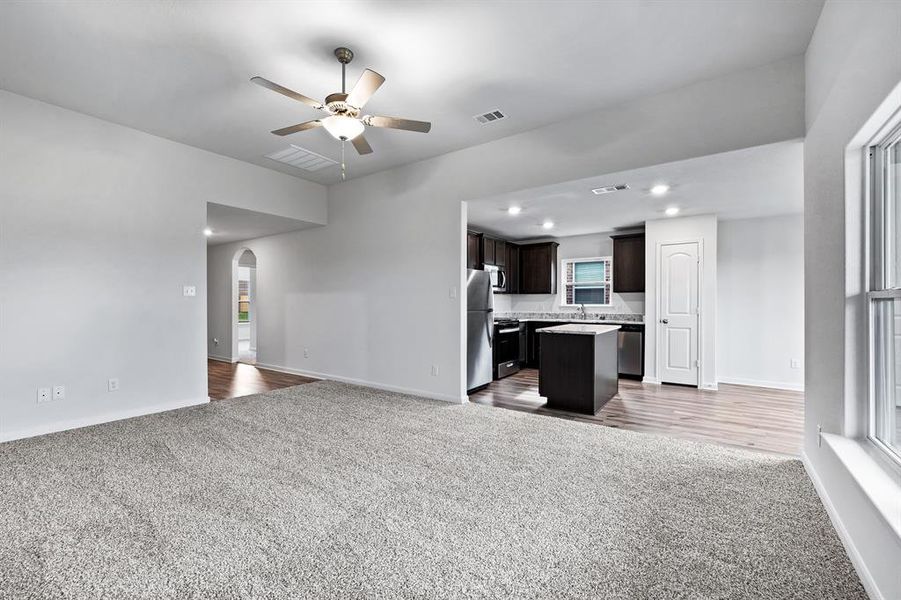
xmin=790 ymin=359 xmax=801 ymax=369
xmin=431 ymin=365 xmax=439 ymax=376
xmin=183 ymin=285 xmax=196 ymax=297
xmin=53 ymin=385 xmax=65 ymax=401
xmin=108 ymin=378 xmax=120 ymax=392
xmin=303 ymin=348 xmax=309 ymax=358
xmin=213 ymin=338 xmax=219 ymax=346
xmin=36 ymin=388 xmax=51 ymax=403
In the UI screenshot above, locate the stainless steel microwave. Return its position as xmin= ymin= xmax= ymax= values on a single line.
xmin=483 ymin=264 xmax=506 ymax=293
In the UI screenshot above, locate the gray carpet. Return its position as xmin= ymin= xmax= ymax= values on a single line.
xmin=0 ymin=381 xmax=865 ymax=599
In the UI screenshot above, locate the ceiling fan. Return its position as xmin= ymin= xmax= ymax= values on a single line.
xmin=252 ymin=47 xmax=431 ymax=178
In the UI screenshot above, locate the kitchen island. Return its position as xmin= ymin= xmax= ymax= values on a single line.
xmin=537 ymin=324 xmax=620 ymax=414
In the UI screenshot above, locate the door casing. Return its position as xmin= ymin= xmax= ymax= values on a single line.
xmin=655 ymin=239 xmax=703 ymax=386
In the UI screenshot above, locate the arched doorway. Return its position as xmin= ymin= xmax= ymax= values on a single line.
xmin=233 ymin=248 xmax=257 ymax=364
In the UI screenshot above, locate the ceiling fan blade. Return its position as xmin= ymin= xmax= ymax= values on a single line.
xmin=365 ymin=115 xmax=431 ymax=133
xmin=351 ymin=134 xmax=373 ymax=155
xmin=251 ymin=76 xmax=324 ymax=110
xmin=271 ymin=120 xmax=322 ymax=136
xmin=345 ymin=69 xmax=385 ymax=109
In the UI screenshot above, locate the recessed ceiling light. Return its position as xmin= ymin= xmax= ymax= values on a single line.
xmin=542 ymin=220 xmax=554 ymax=229
xmin=651 ymin=184 xmax=670 ymax=196
xmin=508 ymin=206 xmax=522 ymax=215
xmin=203 ymin=228 xmax=213 ymax=236
xmin=665 ymin=206 xmax=680 ymax=216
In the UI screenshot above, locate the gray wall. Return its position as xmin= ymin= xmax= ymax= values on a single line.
xmin=804 ymin=1 xmax=901 ymax=598
xmin=0 ymin=90 xmax=326 ymax=440
xmin=717 ymin=214 xmax=804 ymax=390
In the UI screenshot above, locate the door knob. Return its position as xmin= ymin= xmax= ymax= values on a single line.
xmin=660 ymin=319 xmax=669 ymax=324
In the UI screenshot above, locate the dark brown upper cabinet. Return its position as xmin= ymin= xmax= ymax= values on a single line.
xmin=611 ymin=232 xmax=645 ymax=293
xmin=506 ymin=243 xmax=520 ymax=294
xmin=481 ymin=236 xmax=505 ymax=267
xmin=494 ymin=239 xmax=506 ymax=267
xmin=520 ymin=242 xmax=559 ymax=294
xmin=482 ymin=236 xmax=495 ymax=265
xmin=467 ymin=231 xmax=482 ymax=269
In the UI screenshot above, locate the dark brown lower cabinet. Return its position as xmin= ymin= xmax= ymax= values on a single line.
xmin=526 ymin=321 xmax=567 ymax=367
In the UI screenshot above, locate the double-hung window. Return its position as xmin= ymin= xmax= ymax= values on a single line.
xmin=868 ymin=123 xmax=901 ymax=462
xmin=561 ymin=257 xmax=612 ymax=306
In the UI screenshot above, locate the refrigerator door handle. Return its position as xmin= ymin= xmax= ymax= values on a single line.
xmin=486 ymin=317 xmax=493 ymax=348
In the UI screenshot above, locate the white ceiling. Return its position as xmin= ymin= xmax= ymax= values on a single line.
xmin=0 ymin=1 xmax=822 ymax=185
xmin=206 ymin=202 xmax=319 ymax=246
xmin=467 ymin=140 xmax=804 ymax=240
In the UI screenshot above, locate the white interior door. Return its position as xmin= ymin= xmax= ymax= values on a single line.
xmin=658 ymin=242 xmax=699 ymax=386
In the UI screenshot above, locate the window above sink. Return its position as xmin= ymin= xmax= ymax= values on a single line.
xmin=561 ymin=257 xmax=612 ymax=307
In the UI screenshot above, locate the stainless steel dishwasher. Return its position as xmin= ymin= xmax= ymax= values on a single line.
xmin=617 ymin=324 xmax=644 ymax=379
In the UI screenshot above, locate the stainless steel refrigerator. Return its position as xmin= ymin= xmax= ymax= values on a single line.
xmin=467 ymin=269 xmax=494 ymax=392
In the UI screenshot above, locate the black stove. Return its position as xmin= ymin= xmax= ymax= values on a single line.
xmin=493 ymin=319 xmax=525 ymax=380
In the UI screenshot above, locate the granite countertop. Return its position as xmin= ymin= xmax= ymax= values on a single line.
xmin=494 ymin=312 xmax=643 ymax=326
xmin=536 ymin=323 xmax=621 ymax=336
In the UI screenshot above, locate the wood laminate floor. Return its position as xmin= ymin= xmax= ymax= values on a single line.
xmin=469 ymin=369 xmax=804 ymax=456
xmin=208 ymin=359 xmax=318 ymax=400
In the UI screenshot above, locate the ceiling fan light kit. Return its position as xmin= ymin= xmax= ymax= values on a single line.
xmin=252 ymin=46 xmax=431 ymax=179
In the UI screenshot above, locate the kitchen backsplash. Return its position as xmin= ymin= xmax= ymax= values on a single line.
xmin=493 ymin=292 xmax=645 ymax=316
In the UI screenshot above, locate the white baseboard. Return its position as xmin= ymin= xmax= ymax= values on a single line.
xmin=208 ymin=354 xmax=236 ymax=363
xmin=0 ymin=396 xmax=210 ymax=444
xmin=254 ymin=361 xmax=466 ymax=404
xmin=642 ymin=376 xmax=661 ymax=385
xmin=717 ymin=376 xmax=804 ymax=391
xmin=802 ymin=451 xmax=884 ymax=600
xmin=699 ymin=382 xmax=719 ymax=391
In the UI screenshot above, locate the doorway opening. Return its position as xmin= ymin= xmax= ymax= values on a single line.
xmin=233 ymin=248 xmax=257 ymax=364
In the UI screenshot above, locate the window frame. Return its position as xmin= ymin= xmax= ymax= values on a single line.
xmin=238 ymin=279 xmax=251 ymax=324
xmin=560 ymin=256 xmax=613 ymax=307
xmin=866 ymin=121 xmax=901 ymax=466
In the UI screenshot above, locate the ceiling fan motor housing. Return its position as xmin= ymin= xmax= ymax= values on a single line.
xmin=324 ymin=92 xmax=358 ymax=116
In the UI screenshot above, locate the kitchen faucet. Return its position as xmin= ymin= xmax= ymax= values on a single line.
xmin=579 ymin=303 xmax=587 ymax=318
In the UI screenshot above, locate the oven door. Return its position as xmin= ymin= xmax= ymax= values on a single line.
xmin=494 ymin=326 xmax=520 ymax=378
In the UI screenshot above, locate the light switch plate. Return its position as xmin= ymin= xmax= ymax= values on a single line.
xmin=53 ymin=385 xmax=65 ymax=400
xmin=37 ymin=388 xmax=51 ymax=403
xmin=108 ymin=378 xmax=120 ymax=392
xmin=183 ymin=285 xmax=197 ymax=297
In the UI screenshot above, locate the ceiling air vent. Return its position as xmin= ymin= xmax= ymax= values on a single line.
xmin=473 ymin=109 xmax=507 ymax=125
xmin=265 ymin=145 xmax=338 ymax=172
xmin=591 ymin=184 xmax=630 ymax=195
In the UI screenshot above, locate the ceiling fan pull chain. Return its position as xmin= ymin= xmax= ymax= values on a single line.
xmin=341 ymin=139 xmax=346 ymax=181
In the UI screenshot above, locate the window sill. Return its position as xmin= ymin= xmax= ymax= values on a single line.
xmin=822 ymin=433 xmax=901 ymax=540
